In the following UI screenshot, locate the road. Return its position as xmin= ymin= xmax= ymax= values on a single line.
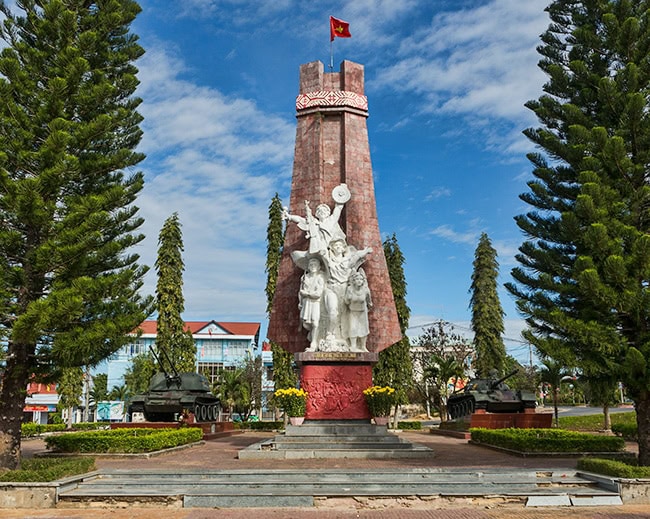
xmin=418 ymin=405 xmax=635 ymax=426
xmin=547 ymin=405 xmax=635 ymax=417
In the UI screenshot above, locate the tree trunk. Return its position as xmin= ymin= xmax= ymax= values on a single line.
xmin=391 ymin=405 xmax=400 ymax=429
xmin=637 ymin=392 xmax=650 ymax=466
xmin=602 ymin=402 xmax=611 ymax=432
xmin=553 ymin=387 xmax=559 ymax=428
xmin=0 ymin=343 xmax=32 ymax=470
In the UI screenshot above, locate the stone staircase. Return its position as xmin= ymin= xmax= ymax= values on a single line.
xmin=237 ymin=420 xmax=434 ymax=459
xmin=56 ymin=467 xmax=622 ymax=508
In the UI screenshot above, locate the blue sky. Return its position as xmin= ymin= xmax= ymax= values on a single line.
xmin=130 ymin=0 xmax=553 ymax=364
xmin=6 ymin=0 xmax=553 ymax=364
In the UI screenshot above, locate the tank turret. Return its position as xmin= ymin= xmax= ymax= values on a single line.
xmin=446 ymin=370 xmax=536 ymax=420
xmin=127 ymin=347 xmax=220 ymax=423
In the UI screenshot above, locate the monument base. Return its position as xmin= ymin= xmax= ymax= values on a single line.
xmin=296 ymin=351 xmax=378 ymax=420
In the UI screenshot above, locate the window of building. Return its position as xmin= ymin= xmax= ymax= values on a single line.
xmin=198 ymin=362 xmax=225 ymax=386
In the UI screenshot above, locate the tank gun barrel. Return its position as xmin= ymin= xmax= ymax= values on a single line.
xmin=149 ymin=346 xmax=181 ymax=385
xmin=490 ymin=369 xmax=519 ymax=390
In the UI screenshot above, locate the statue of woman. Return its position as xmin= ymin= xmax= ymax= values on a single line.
xmin=344 ymin=269 xmax=372 ymax=351
xmin=298 ymin=257 xmax=326 ymax=351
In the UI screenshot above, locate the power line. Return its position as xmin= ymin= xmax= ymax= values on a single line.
xmin=407 ymin=319 xmax=529 ymax=344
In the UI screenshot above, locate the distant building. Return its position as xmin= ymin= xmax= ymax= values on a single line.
xmin=24 ymin=381 xmax=59 ymax=424
xmin=106 ymin=320 xmax=261 ymax=389
xmin=260 ymin=341 xmax=275 ymax=413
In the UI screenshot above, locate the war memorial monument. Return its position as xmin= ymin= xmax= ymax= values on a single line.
xmin=267 ymin=60 xmax=402 ymax=421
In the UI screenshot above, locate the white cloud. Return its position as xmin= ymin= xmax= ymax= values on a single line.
xmin=133 ymin=46 xmax=295 ymax=320
xmin=369 ymin=0 xmax=550 ymax=154
xmin=428 ymin=225 xmax=477 ymax=245
xmin=425 ymin=186 xmax=452 ymax=200
xmin=340 ymin=0 xmax=419 ymax=46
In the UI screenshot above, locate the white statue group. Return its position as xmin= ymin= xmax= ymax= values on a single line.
xmin=283 ymin=184 xmax=373 ymax=352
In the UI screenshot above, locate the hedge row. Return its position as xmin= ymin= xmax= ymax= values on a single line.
xmin=0 ymin=457 xmax=96 ymax=482
xmin=578 ymin=457 xmax=650 ymax=478
xmin=21 ymin=423 xmax=66 ymax=437
xmin=397 ymin=421 xmax=422 ymax=430
xmin=22 ymin=422 xmax=107 ymax=437
xmin=612 ymin=422 xmax=638 ymax=441
xmin=470 ymin=427 xmax=625 ymax=453
xmin=44 ymin=427 xmax=203 ymax=453
xmin=234 ymin=421 xmax=284 ymax=431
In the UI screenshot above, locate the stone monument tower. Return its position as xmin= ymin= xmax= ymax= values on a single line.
xmin=267 ymin=60 xmax=402 ymax=420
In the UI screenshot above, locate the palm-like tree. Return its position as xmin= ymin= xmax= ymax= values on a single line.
xmin=108 ymin=384 xmax=130 ymax=402
xmin=539 ymin=357 xmax=568 ymax=428
xmin=423 ymin=354 xmax=464 ymax=422
xmin=212 ymin=368 xmax=244 ymax=420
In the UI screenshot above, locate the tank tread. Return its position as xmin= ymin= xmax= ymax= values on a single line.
xmin=447 ymin=395 xmax=475 ymax=420
xmin=191 ymin=401 xmax=221 ymax=422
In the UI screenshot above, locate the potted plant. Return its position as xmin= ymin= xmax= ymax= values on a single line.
xmin=363 ymin=385 xmax=396 ymax=425
xmin=274 ymin=387 xmax=308 ymax=425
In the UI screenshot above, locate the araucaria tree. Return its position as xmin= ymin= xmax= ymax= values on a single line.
xmin=265 ymin=194 xmax=297 ymax=394
xmin=0 ymin=0 xmax=150 ymax=469
xmin=374 ymin=233 xmax=413 ymax=421
xmin=155 ymin=213 xmax=195 ymax=373
xmin=506 ymin=0 xmax=650 ymax=465
xmin=469 ymin=233 xmax=506 ymax=377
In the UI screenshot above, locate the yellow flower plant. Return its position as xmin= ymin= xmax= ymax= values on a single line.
xmin=273 ymin=387 xmax=308 ymax=417
xmin=363 ymin=386 xmax=396 ymax=417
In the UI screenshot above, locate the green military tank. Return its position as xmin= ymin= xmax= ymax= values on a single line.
xmin=446 ymin=370 xmax=536 ymax=420
xmin=127 ymin=348 xmax=220 ymax=423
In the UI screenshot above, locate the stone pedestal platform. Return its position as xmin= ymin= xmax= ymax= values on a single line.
xmin=296 ymin=351 xmax=378 ymax=420
xmin=238 ymin=420 xmax=435 ymax=460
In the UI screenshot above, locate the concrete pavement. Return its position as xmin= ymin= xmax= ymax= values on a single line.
xmin=10 ymin=429 xmax=644 ymax=518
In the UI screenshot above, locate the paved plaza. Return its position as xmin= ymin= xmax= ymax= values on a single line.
xmin=6 ymin=429 xmax=646 ymax=518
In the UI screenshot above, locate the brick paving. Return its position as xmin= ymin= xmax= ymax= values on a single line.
xmin=10 ymin=430 xmax=646 ymax=519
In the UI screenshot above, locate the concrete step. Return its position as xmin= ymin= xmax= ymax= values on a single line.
xmin=56 ymin=468 xmax=622 ymax=509
xmin=284 ymin=423 xmax=392 ymax=436
xmin=271 ymin=441 xmax=413 ymax=450
xmin=238 ymin=421 xmax=435 ymax=459
xmin=277 ymin=433 xmax=405 ymax=443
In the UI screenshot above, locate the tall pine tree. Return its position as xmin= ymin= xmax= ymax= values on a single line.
xmin=265 ymin=194 xmax=297 ymax=392
xmin=373 ymin=233 xmax=413 ymax=420
xmin=154 ymin=212 xmax=195 ymax=373
xmin=469 ymin=233 xmax=506 ymax=377
xmin=506 ymin=0 xmax=650 ymax=465
xmin=0 ymin=0 xmax=150 ymax=469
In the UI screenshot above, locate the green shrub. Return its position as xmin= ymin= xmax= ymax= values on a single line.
xmin=578 ymin=458 xmax=650 ymax=478
xmin=611 ymin=422 xmax=638 ymax=441
xmin=44 ymin=427 xmax=203 ymax=453
xmin=21 ymin=423 xmax=66 ymax=437
xmin=0 ymin=457 xmax=96 ymax=482
xmin=240 ymin=421 xmax=283 ymax=431
xmin=398 ymin=421 xmax=422 ymax=430
xmin=470 ymin=427 xmax=625 ymax=453
xmin=72 ymin=422 xmax=107 ymax=431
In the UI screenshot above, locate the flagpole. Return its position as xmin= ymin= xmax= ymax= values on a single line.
xmin=329 ymin=40 xmax=333 ymax=71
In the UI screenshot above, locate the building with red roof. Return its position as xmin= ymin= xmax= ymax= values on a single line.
xmin=106 ymin=320 xmax=261 ymax=390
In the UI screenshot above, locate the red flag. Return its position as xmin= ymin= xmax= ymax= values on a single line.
xmin=330 ymin=16 xmax=351 ymax=41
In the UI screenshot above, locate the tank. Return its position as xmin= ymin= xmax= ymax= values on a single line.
xmin=446 ymin=370 xmax=536 ymax=420
xmin=127 ymin=348 xmax=220 ymax=423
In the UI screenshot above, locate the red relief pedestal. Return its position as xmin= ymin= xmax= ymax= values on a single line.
xmin=297 ymin=351 xmax=378 ymax=420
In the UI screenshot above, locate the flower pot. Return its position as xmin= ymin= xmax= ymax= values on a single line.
xmin=373 ymin=416 xmax=389 ymax=426
xmin=289 ymin=416 xmax=305 ymax=426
